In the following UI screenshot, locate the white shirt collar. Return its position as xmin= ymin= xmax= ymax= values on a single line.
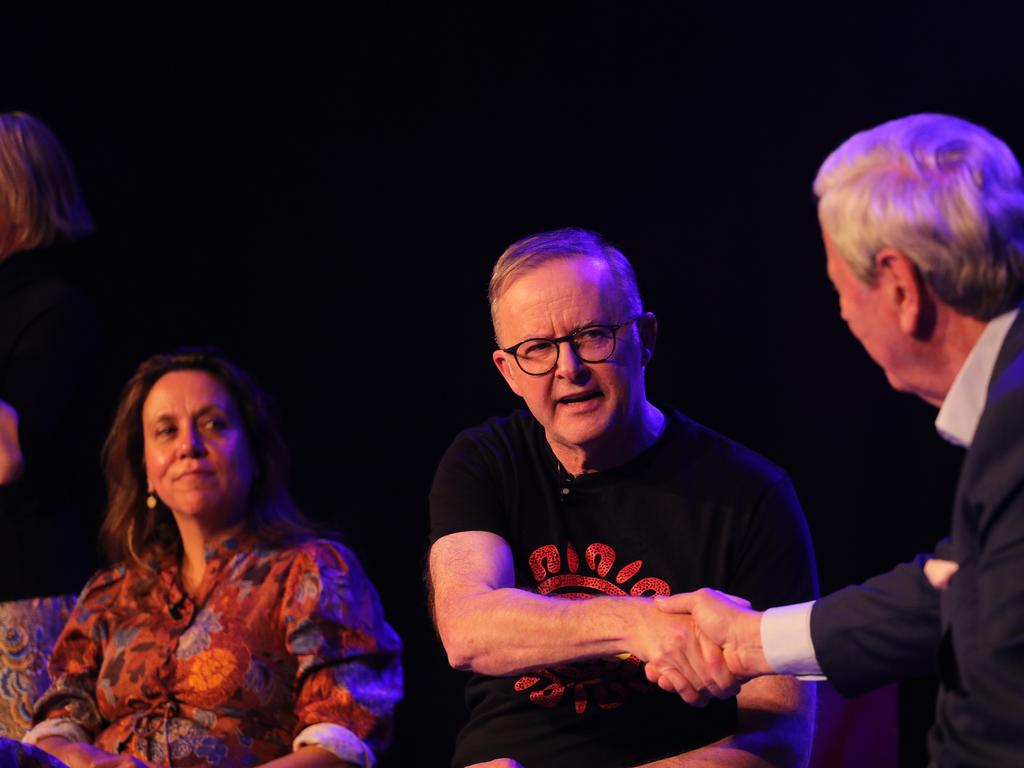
xmin=935 ymin=308 xmax=1020 ymax=447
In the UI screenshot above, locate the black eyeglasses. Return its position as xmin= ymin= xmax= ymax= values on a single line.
xmin=501 ymin=316 xmax=642 ymax=375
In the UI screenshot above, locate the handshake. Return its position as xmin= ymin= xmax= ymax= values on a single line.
xmin=637 ymin=588 xmax=776 ymax=706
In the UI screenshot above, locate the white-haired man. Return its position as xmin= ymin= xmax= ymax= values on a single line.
xmin=428 ymin=229 xmax=818 ymax=767
xmin=655 ymin=114 xmax=1024 ymax=766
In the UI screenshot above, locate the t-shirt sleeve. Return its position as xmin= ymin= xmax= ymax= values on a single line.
xmin=32 ymin=567 xmax=124 ymax=738
xmin=724 ymin=473 xmax=819 ymax=610
xmin=429 ymin=427 xmax=510 ymax=543
xmin=281 ymin=541 xmax=402 ymax=759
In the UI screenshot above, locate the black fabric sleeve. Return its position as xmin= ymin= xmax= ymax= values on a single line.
xmin=725 ymin=474 xmax=820 ymax=610
xmin=428 ymin=428 xmax=509 ymax=544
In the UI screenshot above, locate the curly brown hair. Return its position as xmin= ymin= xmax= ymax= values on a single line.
xmin=100 ymin=350 xmax=314 ymax=575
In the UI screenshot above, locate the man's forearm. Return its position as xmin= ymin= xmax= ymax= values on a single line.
xmin=430 ymin=532 xmax=726 ymax=703
xmin=636 ymin=677 xmax=814 ymax=768
xmin=440 ymin=586 xmax=649 ymax=675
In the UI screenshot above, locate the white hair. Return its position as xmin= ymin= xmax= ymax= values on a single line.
xmin=814 ymin=113 xmax=1024 ymax=319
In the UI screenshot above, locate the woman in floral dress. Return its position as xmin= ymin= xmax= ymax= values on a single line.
xmin=23 ymin=351 xmax=402 ymax=768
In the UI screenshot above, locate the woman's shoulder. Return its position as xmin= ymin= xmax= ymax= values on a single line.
xmin=252 ymin=537 xmax=378 ymax=595
xmin=70 ymin=562 xmax=132 ymax=615
xmin=275 ymin=536 xmax=361 ymax=573
xmin=80 ymin=562 xmax=128 ymax=593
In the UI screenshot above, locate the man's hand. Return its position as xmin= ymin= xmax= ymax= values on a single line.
xmin=923 ymin=557 xmax=959 ymax=590
xmin=654 ymin=589 xmax=772 ymax=683
xmin=629 ymin=601 xmax=741 ymax=705
xmin=465 ymin=760 xmax=524 ymax=768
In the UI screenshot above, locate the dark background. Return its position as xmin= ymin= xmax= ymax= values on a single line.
xmin=8 ymin=3 xmax=1021 ymax=764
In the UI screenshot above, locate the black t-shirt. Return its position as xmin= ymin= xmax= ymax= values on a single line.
xmin=430 ymin=408 xmax=818 ymax=768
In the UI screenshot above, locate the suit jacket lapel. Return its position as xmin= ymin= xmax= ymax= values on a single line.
xmin=989 ymin=308 xmax=1024 ymax=394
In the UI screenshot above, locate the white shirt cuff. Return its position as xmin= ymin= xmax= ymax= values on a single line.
xmin=760 ymin=601 xmax=825 ymax=679
xmin=22 ymin=718 xmax=89 ymax=745
xmin=293 ymin=722 xmax=376 ymax=768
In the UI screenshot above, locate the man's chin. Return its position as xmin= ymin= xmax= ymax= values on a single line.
xmin=549 ymin=413 xmax=612 ymax=449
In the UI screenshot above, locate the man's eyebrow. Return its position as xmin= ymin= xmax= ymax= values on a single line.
xmin=542 ymin=319 xmax=607 ymax=337
xmin=565 ymin=319 xmax=606 ymax=334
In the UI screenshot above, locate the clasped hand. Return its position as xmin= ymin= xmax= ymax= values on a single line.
xmin=636 ymin=589 xmax=761 ymax=705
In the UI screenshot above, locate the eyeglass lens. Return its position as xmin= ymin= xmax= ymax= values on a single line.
xmin=517 ymin=327 xmax=616 ymax=374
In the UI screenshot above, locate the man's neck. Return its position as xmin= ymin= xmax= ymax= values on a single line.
xmin=935 ymin=306 xmax=1021 ymax=446
xmin=549 ymin=401 xmax=666 ymax=476
xmin=921 ymin=310 xmax=989 ymax=406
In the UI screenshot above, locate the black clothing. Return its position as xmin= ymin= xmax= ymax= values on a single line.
xmin=430 ymin=408 xmax=818 ymax=768
xmin=811 ymin=310 xmax=1024 ymax=767
xmin=0 ymin=246 xmax=103 ymax=601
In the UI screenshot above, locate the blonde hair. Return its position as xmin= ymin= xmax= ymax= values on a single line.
xmin=814 ymin=113 xmax=1024 ymax=320
xmin=0 ymin=112 xmax=94 ymax=254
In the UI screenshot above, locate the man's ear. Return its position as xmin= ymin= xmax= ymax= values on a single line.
xmin=637 ymin=311 xmax=657 ymax=365
xmin=875 ymin=249 xmax=931 ymax=337
xmin=492 ymin=350 xmax=524 ymax=397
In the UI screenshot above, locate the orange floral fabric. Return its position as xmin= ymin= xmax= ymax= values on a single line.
xmin=34 ymin=535 xmax=402 ymax=767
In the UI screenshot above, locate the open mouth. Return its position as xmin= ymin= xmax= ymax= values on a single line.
xmin=558 ymin=391 xmax=602 ymax=405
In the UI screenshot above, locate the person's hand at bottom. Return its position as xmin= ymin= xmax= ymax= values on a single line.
xmin=35 ymin=737 xmax=162 ymax=768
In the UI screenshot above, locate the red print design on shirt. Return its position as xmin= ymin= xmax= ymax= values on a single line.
xmin=515 ymin=542 xmax=670 ymax=714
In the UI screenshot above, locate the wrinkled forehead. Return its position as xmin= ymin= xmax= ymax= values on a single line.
xmin=492 ymin=256 xmax=630 ymax=344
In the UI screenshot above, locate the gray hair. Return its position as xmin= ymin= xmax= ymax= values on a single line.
xmin=488 ymin=228 xmax=643 ymax=342
xmin=814 ymin=113 xmax=1024 ymax=320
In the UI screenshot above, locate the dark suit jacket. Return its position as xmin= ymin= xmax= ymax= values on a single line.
xmin=810 ymin=309 xmax=1024 ymax=767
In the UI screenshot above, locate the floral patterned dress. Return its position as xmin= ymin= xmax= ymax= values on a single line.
xmin=31 ymin=534 xmax=402 ymax=767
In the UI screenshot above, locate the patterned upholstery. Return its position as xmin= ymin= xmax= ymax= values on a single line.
xmin=0 ymin=596 xmax=75 ymax=739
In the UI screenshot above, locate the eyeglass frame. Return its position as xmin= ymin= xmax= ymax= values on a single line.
xmin=499 ymin=315 xmax=644 ymax=376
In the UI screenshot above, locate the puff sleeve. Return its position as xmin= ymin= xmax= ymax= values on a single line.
xmin=280 ymin=541 xmax=402 ymax=766
xmin=26 ymin=566 xmax=126 ymax=742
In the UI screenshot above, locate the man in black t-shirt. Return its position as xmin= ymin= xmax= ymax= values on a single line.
xmin=428 ymin=228 xmax=817 ymax=768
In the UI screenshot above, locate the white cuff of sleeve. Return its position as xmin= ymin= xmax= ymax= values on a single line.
xmin=22 ymin=718 xmax=90 ymax=745
xmin=760 ymin=601 xmax=825 ymax=679
xmin=293 ymin=723 xmax=376 ymax=768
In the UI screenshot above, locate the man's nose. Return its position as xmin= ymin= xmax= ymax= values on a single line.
xmin=554 ymin=341 xmax=589 ymax=381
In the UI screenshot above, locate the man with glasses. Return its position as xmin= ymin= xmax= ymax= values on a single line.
xmin=428 ymin=228 xmax=817 ymax=767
